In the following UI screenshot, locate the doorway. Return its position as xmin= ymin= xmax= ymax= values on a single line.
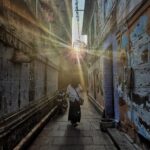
xmin=103 ymin=46 xmax=114 ymax=118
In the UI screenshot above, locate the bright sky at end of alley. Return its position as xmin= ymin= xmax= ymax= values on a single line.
xmin=72 ymin=0 xmax=87 ymax=46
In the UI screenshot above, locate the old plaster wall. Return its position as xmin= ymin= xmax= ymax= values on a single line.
xmin=88 ymin=58 xmax=104 ymax=110
xmin=117 ymin=0 xmax=142 ymax=24
xmin=0 ymin=0 xmax=59 ymax=118
xmin=0 ymin=42 xmax=58 ymax=117
xmin=88 ymin=0 xmax=150 ymax=141
xmin=115 ymin=2 xmax=150 ymax=140
xmin=99 ymin=0 xmax=150 ymax=140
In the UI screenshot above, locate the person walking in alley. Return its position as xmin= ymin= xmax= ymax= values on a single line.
xmin=66 ymin=80 xmax=84 ymax=127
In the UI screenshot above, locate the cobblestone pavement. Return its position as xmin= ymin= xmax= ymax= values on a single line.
xmin=28 ymin=94 xmax=117 ymax=150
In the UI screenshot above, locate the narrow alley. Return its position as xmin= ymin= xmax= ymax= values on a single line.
xmin=28 ymin=95 xmax=117 ymax=150
xmin=0 ymin=0 xmax=150 ymax=150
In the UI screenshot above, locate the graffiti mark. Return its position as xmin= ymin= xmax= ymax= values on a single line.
xmin=139 ymin=117 xmax=150 ymax=133
xmin=133 ymin=93 xmax=149 ymax=111
xmin=130 ymin=16 xmax=148 ymax=43
xmin=121 ymin=34 xmax=129 ymax=50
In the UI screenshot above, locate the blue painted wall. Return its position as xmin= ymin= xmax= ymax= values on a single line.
xmin=129 ymin=15 xmax=150 ymax=140
xmin=103 ymin=34 xmax=120 ymax=120
xmin=117 ymin=15 xmax=150 ymax=140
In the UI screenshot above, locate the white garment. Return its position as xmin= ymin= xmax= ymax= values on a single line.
xmin=118 ymin=83 xmax=123 ymax=98
xmin=66 ymin=84 xmax=80 ymax=102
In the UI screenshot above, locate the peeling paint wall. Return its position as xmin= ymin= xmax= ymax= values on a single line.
xmin=88 ymin=58 xmax=104 ymax=109
xmin=117 ymin=0 xmax=142 ymax=24
xmin=84 ymin=0 xmax=150 ymax=142
xmin=117 ymin=7 xmax=150 ymax=140
xmin=115 ymin=9 xmax=150 ymax=139
xmin=130 ymin=14 xmax=149 ymax=140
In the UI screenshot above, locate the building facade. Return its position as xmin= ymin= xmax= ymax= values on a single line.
xmin=82 ymin=0 xmax=150 ymax=146
xmin=0 ymin=0 xmax=72 ymax=149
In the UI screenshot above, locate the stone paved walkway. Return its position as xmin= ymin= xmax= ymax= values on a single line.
xmin=28 ymin=94 xmax=117 ymax=150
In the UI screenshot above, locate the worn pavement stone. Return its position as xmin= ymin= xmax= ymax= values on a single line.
xmin=28 ymin=94 xmax=117 ymax=150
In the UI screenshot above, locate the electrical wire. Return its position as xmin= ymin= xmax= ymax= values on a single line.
xmin=75 ymin=0 xmax=80 ymax=41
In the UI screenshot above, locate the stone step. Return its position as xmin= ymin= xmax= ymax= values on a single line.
xmin=107 ymin=128 xmax=141 ymax=150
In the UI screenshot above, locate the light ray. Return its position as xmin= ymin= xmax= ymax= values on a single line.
xmin=2 ymin=0 xmax=72 ymax=54
xmin=76 ymin=52 xmax=86 ymax=89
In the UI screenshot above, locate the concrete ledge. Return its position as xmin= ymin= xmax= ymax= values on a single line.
xmin=14 ymin=106 xmax=58 ymax=150
xmin=88 ymin=94 xmax=103 ymax=115
xmin=88 ymin=95 xmax=141 ymax=149
xmin=0 ymin=95 xmax=57 ymax=149
xmin=107 ymin=128 xmax=142 ymax=150
xmin=100 ymin=119 xmax=115 ymax=132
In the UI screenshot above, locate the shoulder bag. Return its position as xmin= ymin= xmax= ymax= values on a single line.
xmin=74 ymin=88 xmax=84 ymax=105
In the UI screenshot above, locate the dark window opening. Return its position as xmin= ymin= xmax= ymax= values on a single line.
xmin=141 ymin=49 xmax=148 ymax=64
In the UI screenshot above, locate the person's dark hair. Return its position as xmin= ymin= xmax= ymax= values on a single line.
xmin=71 ymin=79 xmax=78 ymax=88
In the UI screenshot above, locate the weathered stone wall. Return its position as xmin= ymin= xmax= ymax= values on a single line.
xmin=88 ymin=58 xmax=104 ymax=111
xmin=117 ymin=5 xmax=150 ymax=141
xmin=0 ymin=39 xmax=59 ymax=150
xmin=0 ymin=41 xmax=58 ymax=117
xmin=85 ymin=0 xmax=150 ymax=142
xmin=102 ymin=0 xmax=150 ymax=141
xmin=0 ymin=0 xmax=60 ymax=149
